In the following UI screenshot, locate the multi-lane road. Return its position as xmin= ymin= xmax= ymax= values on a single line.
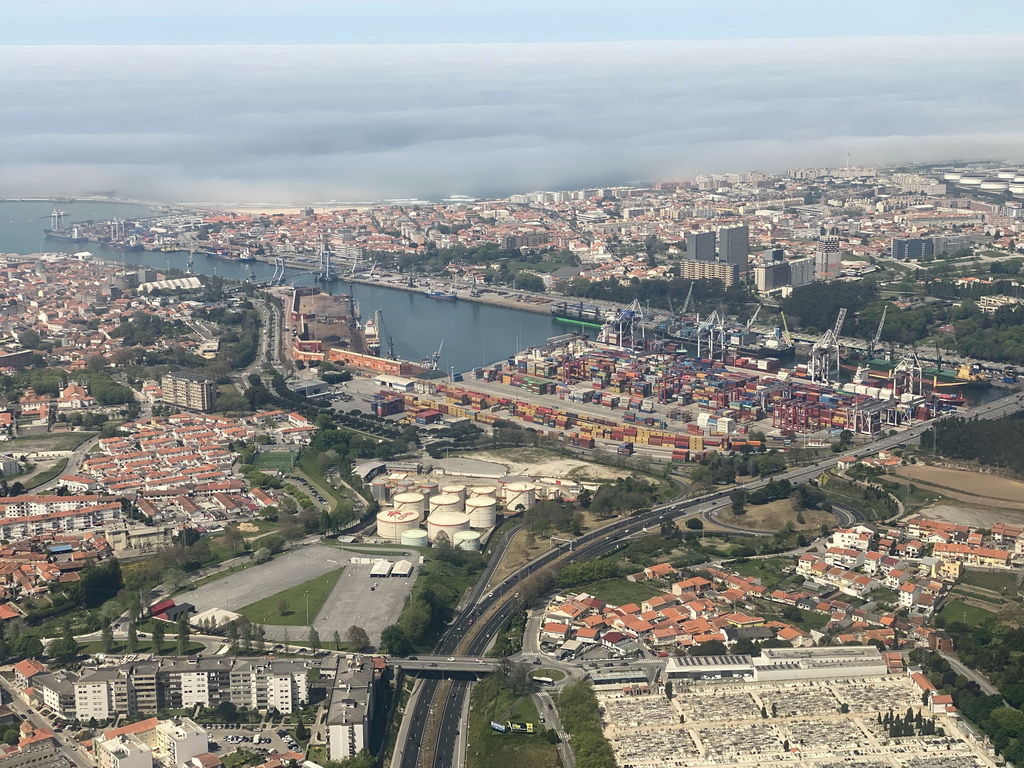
xmin=397 ymin=389 xmax=1024 ymax=767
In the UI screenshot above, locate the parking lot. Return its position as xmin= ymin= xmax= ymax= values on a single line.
xmin=597 ymin=676 xmax=999 ymax=768
xmin=205 ymin=724 xmax=299 ymax=757
xmin=179 ymin=542 xmax=418 ymax=645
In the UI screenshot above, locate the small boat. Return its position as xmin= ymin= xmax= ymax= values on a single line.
xmin=425 ymin=291 xmax=457 ymax=301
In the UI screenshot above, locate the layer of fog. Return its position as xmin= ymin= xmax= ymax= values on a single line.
xmin=1 ymin=36 xmax=1021 ymax=203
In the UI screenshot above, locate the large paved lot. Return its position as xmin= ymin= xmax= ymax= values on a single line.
xmin=300 ymin=557 xmax=414 ymax=644
xmin=180 ymin=543 xmax=418 ymax=645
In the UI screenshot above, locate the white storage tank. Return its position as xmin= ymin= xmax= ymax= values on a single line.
xmin=371 ymin=477 xmax=390 ymax=504
xmin=466 ymin=496 xmax=498 ymax=529
xmin=426 ymin=511 xmax=471 ymax=543
xmin=392 ymin=492 xmax=426 ymax=516
xmin=469 ymin=485 xmax=498 ymax=499
xmin=376 ymin=509 xmax=421 ymax=543
xmin=504 ymin=482 xmax=536 ymax=512
xmin=453 ymin=530 xmax=482 ymax=551
xmin=400 ymin=529 xmax=429 ymax=548
xmin=430 ymin=493 xmax=464 ymax=514
xmin=943 ymin=171 xmax=963 ymax=181
xmin=418 ymin=481 xmax=440 ymax=499
xmin=442 ymin=484 xmax=467 ymax=501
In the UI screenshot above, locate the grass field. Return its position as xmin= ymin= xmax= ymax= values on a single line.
xmin=252 ymin=450 xmax=297 ymax=472
xmin=22 ymin=459 xmax=68 ymax=490
xmin=959 ymin=569 xmax=1021 ymax=594
xmin=939 ymin=599 xmax=998 ymax=626
xmin=4 ymin=431 xmax=97 ymax=453
xmin=238 ymin=568 xmax=344 ymax=626
xmin=731 ymin=557 xmax=797 ymax=590
xmin=728 ymin=499 xmax=834 ymax=533
xmin=467 ymin=676 xmax=559 ymax=768
xmin=578 ymin=578 xmax=664 ymax=606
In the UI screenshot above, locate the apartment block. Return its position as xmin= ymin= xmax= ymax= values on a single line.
xmin=160 ymin=372 xmax=217 ymax=413
xmin=678 ymin=260 xmax=739 ymax=287
xmin=94 ymin=718 xmax=207 ymax=768
xmin=685 ymin=231 xmax=716 ymax=262
xmin=72 ymin=658 xmax=310 ymax=720
xmin=325 ymin=659 xmax=376 ymax=762
xmin=815 ymin=236 xmax=841 ymax=281
xmin=717 ymin=224 xmax=750 ymax=274
xmin=753 ymin=262 xmax=791 ymax=293
xmin=891 ymin=237 xmax=935 ymax=261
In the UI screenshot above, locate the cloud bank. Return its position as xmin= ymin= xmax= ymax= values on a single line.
xmin=1 ymin=37 xmax=1022 ymax=203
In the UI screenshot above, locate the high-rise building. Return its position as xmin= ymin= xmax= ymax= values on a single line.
xmin=892 ymin=237 xmax=936 ymax=261
xmin=789 ymin=257 xmax=817 ymax=288
xmin=754 ymin=262 xmax=791 ymax=293
xmin=678 ymin=260 xmax=739 ymax=287
xmin=160 ymin=372 xmax=217 ymax=413
xmin=685 ymin=231 xmax=716 ymax=262
xmin=717 ymin=225 xmax=750 ymax=274
xmin=815 ymin=236 xmax=841 ymax=281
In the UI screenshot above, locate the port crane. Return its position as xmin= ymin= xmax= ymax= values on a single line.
xmin=421 ymin=339 xmax=444 ymax=371
xmin=744 ymin=305 xmax=762 ymax=331
xmin=808 ymin=307 xmax=846 ymax=385
xmin=317 ymin=239 xmax=335 ymax=282
xmin=779 ymin=311 xmax=793 ymax=347
xmin=696 ymin=310 xmax=727 ymax=360
xmin=853 ymin=305 xmax=887 ymax=385
xmin=680 ymin=282 xmax=695 ymax=317
xmin=868 ymin=305 xmax=887 ymax=358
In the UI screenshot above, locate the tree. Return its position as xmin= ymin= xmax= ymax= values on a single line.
xmin=101 ymin=623 xmax=115 ymax=653
xmin=127 ymin=619 xmax=138 ymax=652
xmin=277 ymin=598 xmax=290 ymax=618
xmin=730 ymin=489 xmax=747 ymax=516
xmin=216 ymin=701 xmax=238 ymax=722
xmin=685 ymin=517 xmax=703 ymax=530
xmin=295 ymin=716 xmax=308 ymax=742
xmin=307 ymin=626 xmax=320 ymax=653
xmin=577 ymin=487 xmax=592 ymax=508
xmin=333 ymin=629 xmax=343 ymax=651
xmin=346 ymin=625 xmax=371 ymax=652
xmin=47 ymin=621 xmax=79 ymax=662
xmin=152 ymin=621 xmax=165 ymax=655
xmin=176 ymin=614 xmax=191 ymax=655
xmin=379 ymin=624 xmax=413 ymax=656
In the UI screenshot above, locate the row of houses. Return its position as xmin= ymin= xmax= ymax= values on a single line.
xmin=0 ymin=531 xmax=111 ymax=611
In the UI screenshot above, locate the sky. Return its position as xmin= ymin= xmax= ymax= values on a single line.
xmin=2 ymin=2 xmax=1023 ymax=204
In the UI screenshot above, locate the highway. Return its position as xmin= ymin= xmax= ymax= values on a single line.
xmin=401 ymin=390 xmax=1024 ymax=767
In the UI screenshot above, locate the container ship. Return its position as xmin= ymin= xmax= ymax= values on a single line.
xmin=842 ymin=359 xmax=990 ymax=389
xmin=204 ymin=247 xmax=256 ymax=262
xmin=43 ymin=226 xmax=88 ymax=243
xmin=551 ymin=301 xmax=612 ymax=327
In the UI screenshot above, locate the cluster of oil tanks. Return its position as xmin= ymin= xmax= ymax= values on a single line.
xmin=372 ymin=476 xmax=562 ymax=550
xmin=943 ymin=169 xmax=1024 ymax=196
